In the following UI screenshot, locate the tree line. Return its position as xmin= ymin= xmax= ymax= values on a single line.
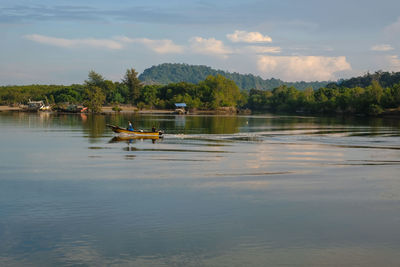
xmin=0 ymin=69 xmax=243 ymax=112
xmin=1 ymin=68 xmax=400 ymax=115
xmin=247 ymin=80 xmax=400 ymax=115
xmin=327 ymin=71 xmax=400 ymax=89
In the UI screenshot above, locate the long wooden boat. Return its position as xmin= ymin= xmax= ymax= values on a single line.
xmin=107 ymin=124 xmax=163 ymax=138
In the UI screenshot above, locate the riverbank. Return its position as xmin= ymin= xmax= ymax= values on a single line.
xmin=2 ymin=105 xmax=399 ymax=117
xmin=0 ymin=105 xmax=247 ymax=115
xmin=101 ymin=106 xmax=174 ymax=114
xmin=0 ymin=105 xmax=21 ymax=111
xmin=0 ymin=105 xmax=174 ymax=114
xmin=380 ymin=107 xmax=400 ymax=117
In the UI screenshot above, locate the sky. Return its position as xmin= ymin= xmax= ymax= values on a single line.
xmin=1 ymin=0 xmax=400 ymax=85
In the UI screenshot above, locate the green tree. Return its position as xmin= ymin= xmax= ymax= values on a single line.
xmin=392 ymin=83 xmax=400 ymax=104
xmin=366 ymin=80 xmax=384 ymax=104
xmin=84 ymin=86 xmax=105 ymax=113
xmin=123 ymin=68 xmax=142 ymax=105
xmin=140 ymin=85 xmax=160 ymax=108
xmin=269 ymin=85 xmax=300 ymax=112
xmin=111 ymin=92 xmax=125 ymax=104
xmin=103 ymin=80 xmax=117 ymax=104
xmin=85 ymin=71 xmax=106 ymax=88
xmin=200 ymin=75 xmax=242 ymax=109
xmin=248 ymin=89 xmax=272 ymax=110
xmin=115 ymin=82 xmax=129 ymax=103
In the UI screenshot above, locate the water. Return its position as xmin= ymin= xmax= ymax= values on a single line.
xmin=0 ymin=112 xmax=400 ymax=266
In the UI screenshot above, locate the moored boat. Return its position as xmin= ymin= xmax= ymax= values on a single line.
xmin=107 ymin=124 xmax=163 ymax=138
xmin=57 ymin=104 xmax=88 ymax=113
xmin=26 ymin=100 xmax=50 ymax=112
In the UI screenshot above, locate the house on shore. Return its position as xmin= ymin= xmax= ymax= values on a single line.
xmin=174 ymin=103 xmax=188 ymax=114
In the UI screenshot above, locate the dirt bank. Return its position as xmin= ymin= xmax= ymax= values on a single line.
xmin=0 ymin=105 xmax=21 ymax=111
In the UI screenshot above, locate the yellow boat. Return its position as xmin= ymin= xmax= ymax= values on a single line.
xmin=107 ymin=124 xmax=163 ymax=138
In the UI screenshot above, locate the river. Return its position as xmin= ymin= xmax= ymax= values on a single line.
xmin=0 ymin=112 xmax=399 ymax=266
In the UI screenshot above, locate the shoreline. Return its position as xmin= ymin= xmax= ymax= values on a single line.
xmin=1 ymin=105 xmax=400 ymax=117
xmin=0 ymin=105 xmax=245 ymax=115
xmin=0 ymin=105 xmax=174 ymax=114
xmin=101 ymin=106 xmax=174 ymax=114
xmin=0 ymin=105 xmax=21 ymax=111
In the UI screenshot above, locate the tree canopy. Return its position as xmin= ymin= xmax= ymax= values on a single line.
xmin=327 ymin=71 xmax=400 ymax=89
xmin=122 ymin=68 xmax=142 ymax=104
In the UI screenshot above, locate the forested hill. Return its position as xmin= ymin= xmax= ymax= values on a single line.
xmin=327 ymin=71 xmax=400 ymax=88
xmin=139 ymin=63 xmax=329 ymax=91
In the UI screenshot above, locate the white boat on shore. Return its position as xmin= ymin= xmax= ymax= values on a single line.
xmin=26 ymin=100 xmax=51 ymax=112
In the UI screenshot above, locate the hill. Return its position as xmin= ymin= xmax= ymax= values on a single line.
xmin=327 ymin=71 xmax=400 ymax=88
xmin=139 ymin=63 xmax=329 ymax=91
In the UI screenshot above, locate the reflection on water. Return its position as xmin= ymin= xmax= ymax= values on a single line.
xmin=0 ymin=112 xmax=400 ymax=266
xmin=82 ymin=114 xmax=107 ymax=141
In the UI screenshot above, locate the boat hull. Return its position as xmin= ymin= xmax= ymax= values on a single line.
xmin=107 ymin=124 xmax=163 ymax=138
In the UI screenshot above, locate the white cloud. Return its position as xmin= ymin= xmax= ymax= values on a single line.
xmin=245 ymin=46 xmax=281 ymax=54
xmin=137 ymin=38 xmax=184 ymax=54
xmin=386 ymin=55 xmax=400 ymax=71
xmin=257 ymin=55 xmax=351 ymax=81
xmin=115 ymin=36 xmax=184 ymax=54
xmin=371 ymin=44 xmax=394 ymax=52
xmin=24 ymin=34 xmax=184 ymax=54
xmin=24 ymin=34 xmax=123 ymax=50
xmin=189 ymin=37 xmax=232 ymax=58
xmin=385 ymin=17 xmax=400 ymax=34
xmin=373 ymin=54 xmax=400 ymax=72
xmin=227 ymin=30 xmax=272 ymax=43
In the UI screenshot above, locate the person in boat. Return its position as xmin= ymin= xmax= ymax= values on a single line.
xmin=152 ymin=126 xmax=156 ymax=132
xmin=127 ymin=121 xmax=134 ymax=131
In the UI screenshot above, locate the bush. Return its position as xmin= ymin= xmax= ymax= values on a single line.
xmin=112 ymin=104 xmax=122 ymax=112
xmin=368 ymin=104 xmax=383 ymax=115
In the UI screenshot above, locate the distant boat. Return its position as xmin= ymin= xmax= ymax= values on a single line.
xmin=58 ymin=104 xmax=87 ymax=113
xmin=27 ymin=100 xmax=50 ymax=112
xmin=107 ymin=124 xmax=163 ymax=138
xmin=39 ymin=105 xmax=51 ymax=111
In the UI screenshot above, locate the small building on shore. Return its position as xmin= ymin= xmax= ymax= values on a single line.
xmin=174 ymin=103 xmax=188 ymax=114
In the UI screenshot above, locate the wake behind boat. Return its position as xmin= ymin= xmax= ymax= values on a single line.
xmin=107 ymin=124 xmax=164 ymax=138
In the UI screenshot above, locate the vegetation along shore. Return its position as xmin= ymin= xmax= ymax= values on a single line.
xmin=1 ymin=64 xmax=400 ymax=117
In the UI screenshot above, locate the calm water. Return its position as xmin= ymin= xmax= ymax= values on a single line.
xmin=0 ymin=112 xmax=400 ymax=266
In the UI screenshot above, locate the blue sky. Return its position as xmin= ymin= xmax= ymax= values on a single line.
xmin=1 ymin=0 xmax=400 ymax=85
